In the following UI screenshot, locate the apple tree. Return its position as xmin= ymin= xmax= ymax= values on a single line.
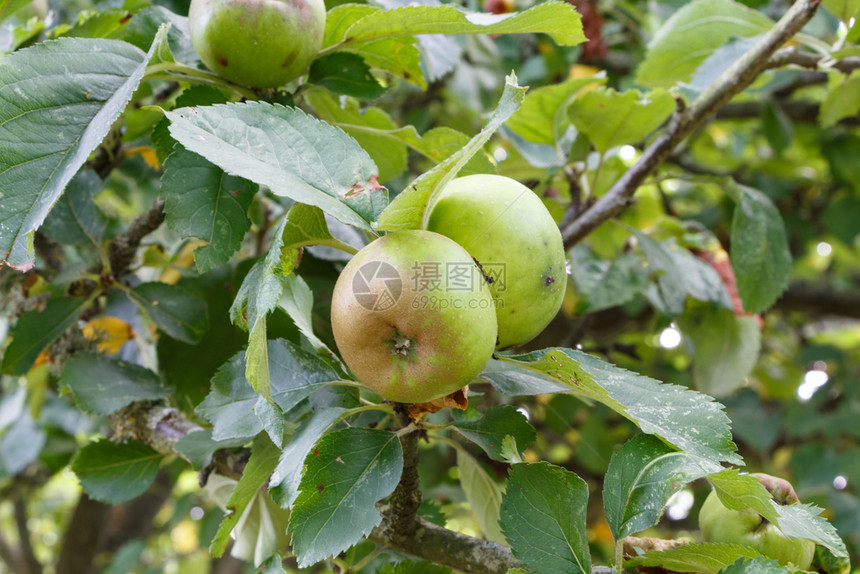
xmin=0 ymin=0 xmax=858 ymax=572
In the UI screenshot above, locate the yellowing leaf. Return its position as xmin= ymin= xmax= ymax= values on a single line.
xmin=159 ymin=240 xmax=207 ymax=284
xmin=82 ymin=317 xmax=135 ymax=354
xmin=125 ymin=145 xmax=160 ymax=170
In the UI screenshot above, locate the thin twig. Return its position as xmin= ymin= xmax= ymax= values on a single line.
xmin=766 ymin=47 xmax=860 ymax=73
xmin=561 ymin=0 xmax=823 ymax=248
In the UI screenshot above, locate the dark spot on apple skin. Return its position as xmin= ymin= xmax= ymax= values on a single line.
xmin=281 ymin=49 xmax=299 ymax=67
xmin=545 ymin=275 xmax=555 ymax=287
xmin=216 ymin=55 xmax=228 ymax=67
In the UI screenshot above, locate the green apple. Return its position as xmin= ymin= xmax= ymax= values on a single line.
xmin=188 ymin=0 xmax=325 ymax=89
xmin=699 ymin=474 xmax=815 ymax=569
xmin=427 ymin=174 xmax=567 ymax=349
xmin=331 ymin=230 xmax=497 ymax=403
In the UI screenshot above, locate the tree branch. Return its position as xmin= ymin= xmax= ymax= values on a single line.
xmin=55 ymin=493 xmax=110 ymax=574
xmin=561 ymin=0 xmax=823 ymax=248
xmin=388 ymin=417 xmax=423 ymax=538
xmin=106 ymin=200 xmax=166 ymax=276
xmin=13 ymin=498 xmax=42 ymax=574
xmin=766 ymin=47 xmax=860 ymax=74
xmin=0 ymin=528 xmax=24 ymax=574
xmin=775 ymin=281 xmax=860 ymax=319
xmin=369 ymin=517 xmax=521 ymax=574
xmin=715 ymin=100 xmax=860 ymax=125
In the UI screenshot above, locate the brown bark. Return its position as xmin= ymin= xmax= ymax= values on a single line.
xmin=55 ymin=493 xmax=110 ymax=574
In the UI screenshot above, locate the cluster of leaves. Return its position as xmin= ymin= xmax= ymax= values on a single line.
xmin=1 ymin=0 xmax=859 ymax=572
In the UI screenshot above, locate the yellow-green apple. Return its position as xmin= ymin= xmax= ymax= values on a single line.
xmin=331 ymin=230 xmax=497 ymax=403
xmin=427 ymin=174 xmax=567 ymax=349
xmin=188 ymin=0 xmax=325 ymax=89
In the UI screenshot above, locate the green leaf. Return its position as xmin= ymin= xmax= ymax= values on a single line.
xmin=506 ymin=77 xmax=605 ymax=145
xmin=487 ymin=349 xmax=742 ymax=465
xmin=307 ymin=90 xmax=407 ymax=182
xmin=666 ymin=247 xmax=734 ymax=310
xmin=820 ymin=71 xmax=860 ymax=128
xmin=209 ymin=434 xmax=282 ymax=557
xmin=823 ymin=193 xmax=860 ymax=246
xmin=289 ymin=428 xmax=403 ymax=567
xmin=230 ymin=221 xmax=293 ymax=401
xmin=500 ymin=462 xmax=591 ymax=574
xmin=71 ymin=439 xmax=162 ymax=504
xmin=269 ymin=407 xmax=346 ymax=508
xmin=254 ymin=395 xmax=285 ymax=448
xmin=206 ymin=473 xmax=291 ymax=565
xmin=174 ymin=430 xmax=249 ymax=469
xmin=630 ymin=230 xmax=734 ymax=314
xmin=0 ymin=0 xmax=31 ymax=22
xmin=451 ymin=405 xmax=535 ymax=462
xmin=0 ymin=412 xmax=45 ymax=475
xmin=258 ymin=554 xmax=288 ymax=574
xmin=456 ymin=448 xmax=506 ymax=544
xmin=636 ymin=0 xmax=773 ymax=88
xmin=197 ymin=340 xmax=342 ymax=441
xmin=625 ymin=544 xmax=764 ymax=574
xmin=308 ymin=52 xmax=386 ymax=99
xmin=102 ymin=541 xmax=146 ymax=574
xmin=41 ymin=169 xmax=107 ymax=247
xmin=127 ymin=282 xmax=209 ymax=344
xmin=822 ymin=0 xmax=860 ymax=22
xmin=0 ymin=296 xmax=91 ymax=376
xmin=281 ymin=203 xmax=360 ymax=256
xmin=761 ymin=100 xmax=794 ymax=154
xmin=775 ymin=502 xmax=849 ymax=558
xmin=688 ymin=36 xmax=761 ymax=94
xmin=729 ymin=183 xmax=792 ymax=313
xmin=307 ymin=90 xmax=495 ymax=179
xmin=709 ymin=471 xmax=847 ymax=558
xmin=55 ymin=9 xmax=130 ymax=39
xmin=0 ymin=37 xmax=152 ymax=271
xmin=165 ymin=102 xmax=382 ymax=231
xmin=160 ymin=145 xmax=257 ymax=273
xmin=568 ymin=248 xmax=650 ymax=313
xmin=603 ymin=434 xmax=723 ymax=540
xmin=323 ymin=4 xmax=424 ymax=87
xmin=229 ymin=221 xmax=285 ymax=333
xmin=155 ymin=267 xmax=249 ymax=405
xmin=377 ymin=73 xmax=526 ymax=231
xmin=279 ymin=273 xmax=330 ymax=352
xmin=60 ymin=353 xmax=169 ymax=415
xmin=632 ymin=230 xmax=687 ymax=315
xmin=708 ymin=469 xmax=779 ymax=521
xmin=196 ymin=353 xmax=261 ymax=441
xmin=569 ymin=88 xmax=675 ymax=152
xmin=718 ymin=557 xmax=794 ymax=574
xmin=122 ymin=5 xmax=196 ymax=63
xmin=679 ymin=304 xmax=761 ymax=397
xmin=326 ymin=2 xmax=585 ymax=51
